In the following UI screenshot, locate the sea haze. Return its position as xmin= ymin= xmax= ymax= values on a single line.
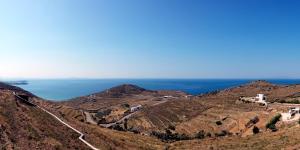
xmin=11 ymin=79 xmax=300 ymax=101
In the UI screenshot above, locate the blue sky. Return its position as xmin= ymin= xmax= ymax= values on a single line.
xmin=1 ymin=0 xmax=300 ymax=79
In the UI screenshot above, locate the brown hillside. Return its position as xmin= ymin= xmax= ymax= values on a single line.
xmin=125 ymin=80 xmax=300 ymax=139
xmin=5 ymin=80 xmax=300 ymax=149
xmin=0 ymin=82 xmax=36 ymax=97
xmin=0 ymin=89 xmax=89 ymax=149
xmin=97 ymin=84 xmax=149 ymax=97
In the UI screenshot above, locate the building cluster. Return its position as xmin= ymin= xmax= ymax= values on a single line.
xmin=239 ymin=94 xmax=268 ymax=106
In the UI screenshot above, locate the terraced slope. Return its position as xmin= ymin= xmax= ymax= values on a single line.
xmin=63 ymin=84 xmax=188 ymax=110
xmin=4 ymin=80 xmax=300 ymax=149
xmin=126 ymin=81 xmax=300 ymax=138
xmin=0 ymin=82 xmax=166 ymax=150
xmin=170 ymin=124 xmax=300 ymax=150
xmin=128 ymin=100 xmax=212 ymax=132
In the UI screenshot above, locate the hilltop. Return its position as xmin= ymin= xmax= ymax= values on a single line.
xmin=0 ymin=82 xmax=164 ymax=149
xmin=63 ymin=84 xmax=187 ymax=110
xmin=0 ymin=82 xmax=167 ymax=149
xmin=96 ymin=84 xmax=150 ymax=97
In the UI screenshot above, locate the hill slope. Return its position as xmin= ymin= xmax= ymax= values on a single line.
xmin=0 ymin=82 xmax=35 ymax=97
xmin=97 ymin=84 xmax=149 ymax=97
xmin=0 ymin=83 xmax=90 ymax=149
xmin=4 ymin=80 xmax=300 ymax=149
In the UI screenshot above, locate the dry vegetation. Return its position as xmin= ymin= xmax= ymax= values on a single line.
xmin=3 ymin=81 xmax=300 ymax=149
xmin=0 ymin=90 xmax=89 ymax=150
xmin=128 ymin=99 xmax=211 ymax=132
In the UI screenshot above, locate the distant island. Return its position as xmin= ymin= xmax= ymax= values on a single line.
xmin=5 ymin=80 xmax=28 ymax=85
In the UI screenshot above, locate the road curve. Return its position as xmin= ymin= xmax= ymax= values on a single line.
xmin=96 ymin=100 xmax=168 ymax=128
xmin=99 ymin=112 xmax=137 ymax=128
xmin=13 ymin=92 xmax=100 ymax=150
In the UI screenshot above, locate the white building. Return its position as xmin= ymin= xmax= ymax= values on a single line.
xmin=256 ymin=94 xmax=265 ymax=102
xmin=240 ymin=94 xmax=267 ymax=106
xmin=289 ymin=107 xmax=300 ymax=115
xmin=282 ymin=107 xmax=300 ymax=121
xmin=130 ymin=105 xmax=142 ymax=112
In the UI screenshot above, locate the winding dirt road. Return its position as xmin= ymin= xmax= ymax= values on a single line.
xmin=13 ymin=92 xmax=100 ymax=150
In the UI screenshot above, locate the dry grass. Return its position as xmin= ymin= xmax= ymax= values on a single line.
xmin=170 ymin=124 xmax=300 ymax=150
xmin=127 ymin=99 xmax=211 ymax=132
xmin=4 ymin=81 xmax=300 ymax=149
xmin=0 ymin=90 xmax=89 ymax=149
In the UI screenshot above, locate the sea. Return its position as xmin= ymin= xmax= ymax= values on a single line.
xmin=7 ymin=79 xmax=300 ymax=101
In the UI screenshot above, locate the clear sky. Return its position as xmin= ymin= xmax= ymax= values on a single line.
xmin=1 ymin=0 xmax=300 ymax=79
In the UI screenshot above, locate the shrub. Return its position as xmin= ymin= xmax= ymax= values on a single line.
xmin=215 ymin=130 xmax=229 ymax=137
xmin=128 ymin=127 xmax=140 ymax=134
xmin=109 ymin=124 xmax=125 ymax=131
xmin=123 ymin=110 xmax=131 ymax=116
xmin=206 ymin=132 xmax=212 ymax=137
xmin=251 ymin=116 xmax=260 ymax=124
xmin=253 ymin=126 xmax=259 ymax=134
xmin=266 ymin=114 xmax=281 ymax=127
xmin=290 ymin=99 xmax=300 ymax=104
xmin=151 ymin=130 xmax=191 ymax=142
xmin=165 ymin=129 xmax=172 ymax=135
xmin=97 ymin=118 xmax=107 ymax=124
xmin=122 ymin=103 xmax=130 ymax=108
xmin=216 ymin=121 xmax=222 ymax=125
xmin=124 ymin=118 xmax=128 ymax=130
xmin=95 ymin=109 xmax=112 ymax=118
xmin=268 ymin=124 xmax=277 ymax=132
xmin=175 ymin=133 xmax=191 ymax=141
xmin=279 ymin=99 xmax=300 ymax=104
xmin=195 ymin=130 xmax=205 ymax=139
xmin=279 ymin=100 xmax=286 ymax=103
xmin=245 ymin=116 xmax=259 ymax=128
xmin=168 ymin=125 xmax=176 ymax=130
xmin=266 ymin=114 xmax=281 ymax=131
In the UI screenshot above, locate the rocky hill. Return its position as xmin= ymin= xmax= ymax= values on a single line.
xmin=0 ymin=82 xmax=89 ymax=149
xmin=96 ymin=84 xmax=150 ymax=98
xmin=0 ymin=82 xmax=35 ymax=97
xmin=0 ymin=82 xmax=166 ymax=149
xmin=63 ymin=84 xmax=187 ymax=110
xmin=217 ymin=80 xmax=300 ymax=102
xmin=106 ymin=80 xmax=300 ymax=149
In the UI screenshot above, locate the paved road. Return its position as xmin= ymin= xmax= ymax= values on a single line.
xmin=99 ymin=112 xmax=137 ymax=128
xmin=151 ymin=100 xmax=168 ymax=106
xmin=85 ymin=111 xmax=97 ymax=125
xmin=13 ymin=92 xmax=100 ymax=150
xmin=90 ymin=99 xmax=169 ymax=128
xmin=84 ymin=110 xmax=137 ymax=128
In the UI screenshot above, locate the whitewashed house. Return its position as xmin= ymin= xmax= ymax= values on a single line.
xmin=240 ymin=94 xmax=267 ymax=106
xmin=130 ymin=105 xmax=142 ymax=112
xmin=282 ymin=107 xmax=300 ymax=121
xmin=289 ymin=107 xmax=300 ymax=115
xmin=256 ymin=94 xmax=266 ymax=102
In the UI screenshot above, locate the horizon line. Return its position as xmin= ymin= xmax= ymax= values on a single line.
xmin=2 ymin=77 xmax=300 ymax=80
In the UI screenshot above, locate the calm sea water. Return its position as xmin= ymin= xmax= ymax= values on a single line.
xmin=10 ymin=79 xmax=300 ymax=101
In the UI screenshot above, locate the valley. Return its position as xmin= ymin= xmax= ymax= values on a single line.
xmin=2 ymin=80 xmax=300 ymax=149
